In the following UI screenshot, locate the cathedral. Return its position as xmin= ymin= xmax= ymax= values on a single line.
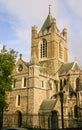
xmin=3 ymin=8 xmax=82 ymax=129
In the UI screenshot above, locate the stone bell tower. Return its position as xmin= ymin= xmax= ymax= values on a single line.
xmin=31 ymin=6 xmax=68 ymax=75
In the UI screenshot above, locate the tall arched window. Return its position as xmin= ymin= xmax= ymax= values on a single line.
xmin=13 ymin=79 xmax=16 ymax=88
xmin=64 ymin=79 xmax=67 ymax=86
xmin=40 ymin=39 xmax=47 ymax=58
xmin=24 ymin=77 xmax=27 ymax=87
xmin=76 ymin=78 xmax=79 ymax=91
xmin=18 ymin=95 xmax=20 ymax=106
xmin=16 ymin=95 xmax=20 ymax=106
xmin=59 ymin=42 xmax=63 ymax=59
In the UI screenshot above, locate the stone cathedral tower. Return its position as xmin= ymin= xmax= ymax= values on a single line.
xmin=31 ymin=8 xmax=68 ymax=74
xmin=3 ymin=7 xmax=82 ymax=130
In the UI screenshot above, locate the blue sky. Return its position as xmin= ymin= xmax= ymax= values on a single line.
xmin=0 ymin=0 xmax=82 ymax=65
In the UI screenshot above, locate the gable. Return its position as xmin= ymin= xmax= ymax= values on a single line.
xmin=12 ymin=58 xmax=29 ymax=75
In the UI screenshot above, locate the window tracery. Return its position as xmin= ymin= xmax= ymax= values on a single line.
xmin=40 ymin=39 xmax=47 ymax=58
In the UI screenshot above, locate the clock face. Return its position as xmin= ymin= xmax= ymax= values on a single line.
xmin=18 ymin=64 xmax=23 ymax=72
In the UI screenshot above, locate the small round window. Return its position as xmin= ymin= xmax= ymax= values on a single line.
xmin=18 ymin=64 xmax=23 ymax=72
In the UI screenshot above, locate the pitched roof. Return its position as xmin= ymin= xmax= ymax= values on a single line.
xmin=59 ymin=62 xmax=82 ymax=75
xmin=59 ymin=62 xmax=74 ymax=74
xmin=39 ymin=99 xmax=57 ymax=110
xmin=40 ymin=14 xmax=52 ymax=32
xmin=16 ymin=54 xmax=29 ymax=67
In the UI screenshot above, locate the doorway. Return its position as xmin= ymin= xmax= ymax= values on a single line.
xmin=51 ymin=110 xmax=58 ymax=129
xmin=15 ymin=111 xmax=22 ymax=127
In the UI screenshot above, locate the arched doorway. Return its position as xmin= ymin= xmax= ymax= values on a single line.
xmin=51 ymin=110 xmax=58 ymax=129
xmin=15 ymin=111 xmax=22 ymax=127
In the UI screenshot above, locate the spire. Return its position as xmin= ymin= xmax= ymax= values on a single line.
xmin=49 ymin=4 xmax=51 ymax=15
xmin=40 ymin=5 xmax=52 ymax=32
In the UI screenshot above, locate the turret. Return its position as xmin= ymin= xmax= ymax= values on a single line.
xmin=63 ymin=28 xmax=67 ymax=41
xmin=32 ymin=25 xmax=37 ymax=39
xmin=51 ymin=18 xmax=56 ymax=32
xmin=31 ymin=25 xmax=38 ymax=59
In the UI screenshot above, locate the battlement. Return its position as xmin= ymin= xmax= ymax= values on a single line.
xmin=32 ymin=17 xmax=67 ymax=41
xmin=37 ymin=27 xmax=67 ymax=41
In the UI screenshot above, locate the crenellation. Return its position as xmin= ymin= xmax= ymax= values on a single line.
xmin=38 ymin=28 xmax=51 ymax=37
xmin=55 ymin=28 xmax=67 ymax=41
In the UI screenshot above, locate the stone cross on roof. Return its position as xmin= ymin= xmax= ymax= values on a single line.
xmin=49 ymin=4 xmax=51 ymax=15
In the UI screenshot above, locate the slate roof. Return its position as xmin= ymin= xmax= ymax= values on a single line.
xmin=40 ymin=14 xmax=52 ymax=32
xmin=40 ymin=99 xmax=57 ymax=110
xmin=59 ymin=62 xmax=82 ymax=75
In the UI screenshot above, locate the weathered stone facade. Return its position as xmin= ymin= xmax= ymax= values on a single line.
xmin=3 ymin=10 xmax=82 ymax=129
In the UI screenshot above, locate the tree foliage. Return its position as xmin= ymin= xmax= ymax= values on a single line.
xmin=0 ymin=46 xmax=18 ymax=112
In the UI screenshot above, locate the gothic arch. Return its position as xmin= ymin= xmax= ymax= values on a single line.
xmin=14 ymin=110 xmax=22 ymax=127
xmin=76 ymin=77 xmax=79 ymax=91
xmin=59 ymin=42 xmax=64 ymax=59
xmin=40 ymin=38 xmax=47 ymax=58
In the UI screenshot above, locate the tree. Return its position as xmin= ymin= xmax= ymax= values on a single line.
xmin=0 ymin=46 xmax=18 ymax=129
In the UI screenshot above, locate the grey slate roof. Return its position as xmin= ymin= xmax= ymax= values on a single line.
xmin=59 ymin=62 xmax=82 ymax=75
xmin=40 ymin=99 xmax=57 ymax=110
xmin=40 ymin=14 xmax=52 ymax=32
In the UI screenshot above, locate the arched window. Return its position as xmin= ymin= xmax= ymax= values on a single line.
xmin=18 ymin=95 xmax=20 ymax=106
xmin=64 ymin=79 xmax=67 ymax=86
xmin=76 ymin=78 xmax=79 ymax=91
xmin=24 ymin=77 xmax=27 ymax=87
xmin=40 ymin=39 xmax=47 ymax=58
xmin=13 ymin=79 xmax=16 ymax=88
xmin=22 ymin=77 xmax=27 ymax=88
xmin=59 ymin=42 xmax=63 ymax=59
xmin=41 ymin=80 xmax=45 ymax=88
xmin=16 ymin=95 xmax=20 ymax=106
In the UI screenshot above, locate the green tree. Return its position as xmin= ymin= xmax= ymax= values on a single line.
xmin=0 ymin=46 xmax=18 ymax=129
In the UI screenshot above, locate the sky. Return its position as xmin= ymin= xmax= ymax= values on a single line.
xmin=0 ymin=0 xmax=82 ymax=65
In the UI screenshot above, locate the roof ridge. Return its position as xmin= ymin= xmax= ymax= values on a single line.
xmin=71 ymin=61 xmax=76 ymax=70
xmin=72 ymin=61 xmax=82 ymax=71
xmin=59 ymin=62 xmax=75 ymax=74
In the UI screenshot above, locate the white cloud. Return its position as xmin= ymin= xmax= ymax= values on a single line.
xmin=0 ymin=0 xmax=82 ymax=64
xmin=0 ymin=0 xmax=54 ymax=24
